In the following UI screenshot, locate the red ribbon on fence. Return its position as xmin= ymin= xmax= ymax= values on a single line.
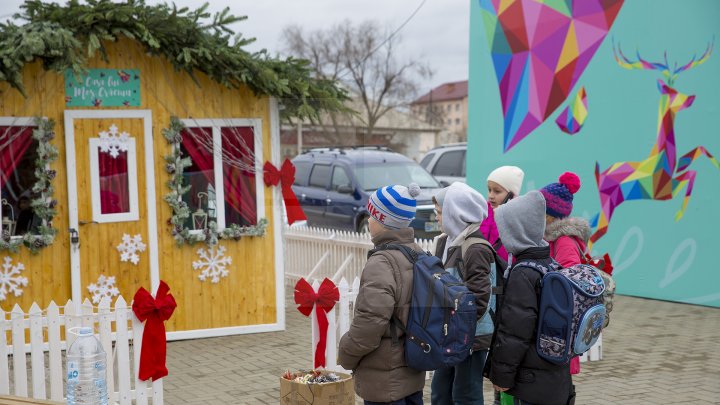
xmin=263 ymin=159 xmax=307 ymax=225
xmin=132 ymin=280 xmax=177 ymax=381
xmin=294 ymin=278 xmax=339 ymax=368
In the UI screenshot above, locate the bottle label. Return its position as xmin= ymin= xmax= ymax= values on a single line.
xmin=67 ymin=361 xmax=79 ymax=381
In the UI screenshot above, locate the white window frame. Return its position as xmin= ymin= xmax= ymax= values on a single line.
xmin=180 ymin=118 xmax=265 ymax=233
xmin=0 ymin=116 xmax=47 ymax=239
xmin=88 ymin=137 xmax=140 ymax=223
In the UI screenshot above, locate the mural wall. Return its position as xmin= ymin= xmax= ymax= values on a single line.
xmin=468 ymin=0 xmax=720 ymax=307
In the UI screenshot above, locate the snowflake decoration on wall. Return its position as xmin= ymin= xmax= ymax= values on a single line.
xmin=117 ymin=233 xmax=146 ymax=265
xmin=192 ymin=246 xmax=232 ymax=283
xmin=98 ymin=124 xmax=130 ymax=158
xmin=87 ymin=275 xmax=120 ymax=304
xmin=0 ymin=256 xmax=28 ymax=301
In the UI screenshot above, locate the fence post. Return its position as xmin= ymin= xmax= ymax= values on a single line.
xmin=47 ymin=301 xmax=63 ymax=401
xmin=0 ymin=307 xmax=9 ymax=395
xmin=29 ymin=303 xmax=46 ymax=399
xmin=11 ymin=304 xmax=28 ymax=397
xmin=338 ymin=278 xmax=350 ymax=337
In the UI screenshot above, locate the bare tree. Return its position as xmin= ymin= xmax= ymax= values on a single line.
xmin=281 ymin=20 xmax=430 ymax=144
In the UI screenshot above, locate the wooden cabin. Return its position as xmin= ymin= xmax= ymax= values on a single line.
xmin=0 ymin=2 xmax=342 ymax=339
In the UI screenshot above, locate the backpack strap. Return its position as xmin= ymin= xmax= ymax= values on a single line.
xmin=367 ymin=243 xmax=418 ymax=346
xmin=459 ymin=237 xmax=505 ymax=296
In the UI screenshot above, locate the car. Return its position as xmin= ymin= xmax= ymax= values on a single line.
xmin=419 ymin=142 xmax=467 ymax=185
xmin=291 ymin=147 xmax=443 ymax=238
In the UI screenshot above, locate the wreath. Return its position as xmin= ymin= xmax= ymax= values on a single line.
xmin=0 ymin=117 xmax=59 ymax=253
xmin=162 ymin=116 xmax=267 ymax=246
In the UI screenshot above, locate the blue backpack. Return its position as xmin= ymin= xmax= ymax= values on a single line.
xmin=368 ymin=244 xmax=476 ymax=371
xmin=516 ymin=260 xmax=606 ymax=364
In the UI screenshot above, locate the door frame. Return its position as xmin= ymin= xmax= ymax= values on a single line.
xmin=64 ymin=109 xmax=159 ymax=307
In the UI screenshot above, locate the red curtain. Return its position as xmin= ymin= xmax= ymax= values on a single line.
xmin=180 ymin=127 xmax=257 ymax=226
xmin=98 ymin=150 xmax=130 ymax=214
xmin=180 ymin=127 xmax=215 ymax=211
xmin=221 ymin=127 xmax=256 ymax=225
xmin=0 ymin=126 xmax=34 ymax=190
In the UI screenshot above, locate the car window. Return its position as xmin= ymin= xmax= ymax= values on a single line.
xmin=419 ymin=153 xmax=435 ymax=169
xmin=309 ymin=164 xmax=331 ymax=188
xmin=355 ymin=163 xmax=439 ymax=191
xmin=432 ymin=150 xmax=464 ymax=177
xmin=293 ymin=161 xmax=312 ymax=186
xmin=331 ymin=166 xmax=352 ymax=191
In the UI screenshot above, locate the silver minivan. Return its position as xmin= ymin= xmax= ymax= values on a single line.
xmin=419 ymin=143 xmax=466 ymax=186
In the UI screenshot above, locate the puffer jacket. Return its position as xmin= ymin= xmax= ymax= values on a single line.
xmin=338 ymin=227 xmax=425 ymax=402
xmin=489 ymin=247 xmax=572 ymax=405
xmin=434 ymin=226 xmax=496 ymax=350
xmin=545 ymin=217 xmax=591 ymax=268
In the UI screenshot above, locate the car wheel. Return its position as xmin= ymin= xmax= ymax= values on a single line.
xmin=358 ymin=216 xmax=369 ymax=234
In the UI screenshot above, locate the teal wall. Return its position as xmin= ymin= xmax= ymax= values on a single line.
xmin=468 ymin=0 xmax=720 ymax=307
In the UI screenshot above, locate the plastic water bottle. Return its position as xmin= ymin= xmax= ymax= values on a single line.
xmin=66 ymin=327 xmax=109 ymax=405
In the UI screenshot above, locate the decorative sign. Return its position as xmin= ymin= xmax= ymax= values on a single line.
xmin=64 ymin=69 xmax=140 ymax=107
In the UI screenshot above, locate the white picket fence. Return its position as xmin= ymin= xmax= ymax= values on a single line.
xmin=1 ymin=296 xmax=163 ymax=404
xmin=284 ymin=225 xmax=435 ymax=283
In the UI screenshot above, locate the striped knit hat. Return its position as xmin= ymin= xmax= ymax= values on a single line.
xmin=540 ymin=172 xmax=581 ymax=219
xmin=367 ymin=183 xmax=422 ymax=229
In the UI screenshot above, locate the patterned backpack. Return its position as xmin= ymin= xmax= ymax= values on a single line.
xmin=517 ymin=260 xmax=607 ymax=365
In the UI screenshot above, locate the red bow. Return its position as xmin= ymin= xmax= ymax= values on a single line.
xmin=294 ymin=278 xmax=339 ymax=368
xmin=264 ymin=159 xmax=307 ymax=225
xmin=584 ymin=252 xmax=614 ymax=276
xmin=132 ymin=281 xmax=177 ymax=381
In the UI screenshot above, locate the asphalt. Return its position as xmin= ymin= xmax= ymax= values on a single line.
xmin=164 ymin=290 xmax=720 ymax=404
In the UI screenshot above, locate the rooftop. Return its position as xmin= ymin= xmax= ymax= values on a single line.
xmin=412 ymin=80 xmax=468 ymax=104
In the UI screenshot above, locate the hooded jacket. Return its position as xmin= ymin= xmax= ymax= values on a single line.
xmin=545 ymin=217 xmax=591 ymax=268
xmin=338 ymin=227 xmax=425 ymax=402
xmin=434 ymin=183 xmax=496 ymax=350
xmin=479 ymin=205 xmax=509 ymax=262
xmin=489 ymin=191 xmax=572 ymax=405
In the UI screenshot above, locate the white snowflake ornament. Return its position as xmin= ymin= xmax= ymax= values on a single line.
xmin=193 ymin=246 xmax=232 ymax=283
xmin=98 ymin=124 xmax=131 ymax=158
xmin=87 ymin=275 xmax=120 ymax=304
xmin=0 ymin=256 xmax=28 ymax=301
xmin=117 ymin=233 xmax=146 ymax=265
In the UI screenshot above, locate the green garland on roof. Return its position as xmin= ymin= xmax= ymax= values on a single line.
xmin=0 ymin=0 xmax=348 ymax=120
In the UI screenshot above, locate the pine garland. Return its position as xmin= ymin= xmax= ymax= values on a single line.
xmin=0 ymin=0 xmax=349 ymax=120
xmin=0 ymin=118 xmax=59 ymax=253
xmin=162 ymin=116 xmax=267 ymax=247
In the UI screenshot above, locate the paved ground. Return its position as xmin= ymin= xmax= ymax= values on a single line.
xmin=165 ymin=290 xmax=720 ymax=404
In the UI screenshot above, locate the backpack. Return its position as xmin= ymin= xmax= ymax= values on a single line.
xmin=367 ymin=243 xmax=476 ymax=371
xmin=455 ymin=237 xmax=507 ymax=337
xmin=553 ymin=237 xmax=616 ymax=329
xmin=515 ymin=259 xmax=606 ymax=365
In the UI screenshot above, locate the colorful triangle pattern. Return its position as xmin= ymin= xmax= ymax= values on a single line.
xmin=479 ymin=0 xmax=624 ymax=151
xmin=556 ymin=86 xmax=587 ymax=134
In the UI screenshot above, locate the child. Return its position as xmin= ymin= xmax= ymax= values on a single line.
xmin=430 ymin=182 xmax=496 ymax=405
xmin=481 ymin=166 xmax=525 ymax=263
xmin=488 ymin=191 xmax=574 ymax=405
xmin=338 ymin=183 xmax=425 ymax=405
xmin=540 ymin=172 xmax=590 ymax=376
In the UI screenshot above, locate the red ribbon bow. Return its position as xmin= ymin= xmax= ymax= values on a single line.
xmin=263 ymin=159 xmax=307 ymax=225
xmin=294 ymin=278 xmax=339 ymax=368
xmin=584 ymin=252 xmax=614 ymax=276
xmin=132 ymin=281 xmax=177 ymax=381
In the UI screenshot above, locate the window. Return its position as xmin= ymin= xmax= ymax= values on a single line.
xmin=419 ymin=153 xmax=435 ymax=169
xmin=455 ymin=118 xmax=461 ymax=125
xmin=293 ymin=161 xmax=312 ymax=186
xmin=89 ymin=134 xmax=139 ymax=222
xmin=447 ymin=119 xmax=452 ymax=125
xmin=456 ymin=103 xmax=460 ymax=111
xmin=0 ymin=123 xmax=41 ymax=236
xmin=331 ymin=166 xmax=351 ymax=191
xmin=432 ymin=150 xmax=464 ymax=177
xmin=309 ymin=164 xmax=331 ymax=188
xmin=180 ymin=119 xmax=263 ymax=230
xmin=354 ymin=163 xmax=439 ymax=191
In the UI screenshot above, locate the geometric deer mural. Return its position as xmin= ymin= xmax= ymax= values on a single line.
xmin=588 ymin=41 xmax=719 ymax=250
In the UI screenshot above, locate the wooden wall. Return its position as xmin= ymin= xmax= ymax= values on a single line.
xmin=0 ymin=37 xmax=279 ymax=333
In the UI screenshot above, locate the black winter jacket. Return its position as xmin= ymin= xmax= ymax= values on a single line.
xmin=489 ymin=246 xmax=572 ymax=405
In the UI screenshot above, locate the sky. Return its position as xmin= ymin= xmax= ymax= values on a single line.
xmin=0 ymin=0 xmax=470 ymax=94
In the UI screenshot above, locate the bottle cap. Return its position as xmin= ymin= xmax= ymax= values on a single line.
xmin=78 ymin=327 xmax=93 ymax=336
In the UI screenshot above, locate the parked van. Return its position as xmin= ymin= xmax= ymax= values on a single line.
xmin=419 ymin=142 xmax=467 ymax=185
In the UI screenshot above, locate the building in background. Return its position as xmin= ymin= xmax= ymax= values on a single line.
xmin=411 ymin=80 xmax=468 ymax=141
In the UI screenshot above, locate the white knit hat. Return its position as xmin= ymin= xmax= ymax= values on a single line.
xmin=487 ymin=166 xmax=525 ymax=196
xmin=367 ymin=183 xmax=421 ymax=229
